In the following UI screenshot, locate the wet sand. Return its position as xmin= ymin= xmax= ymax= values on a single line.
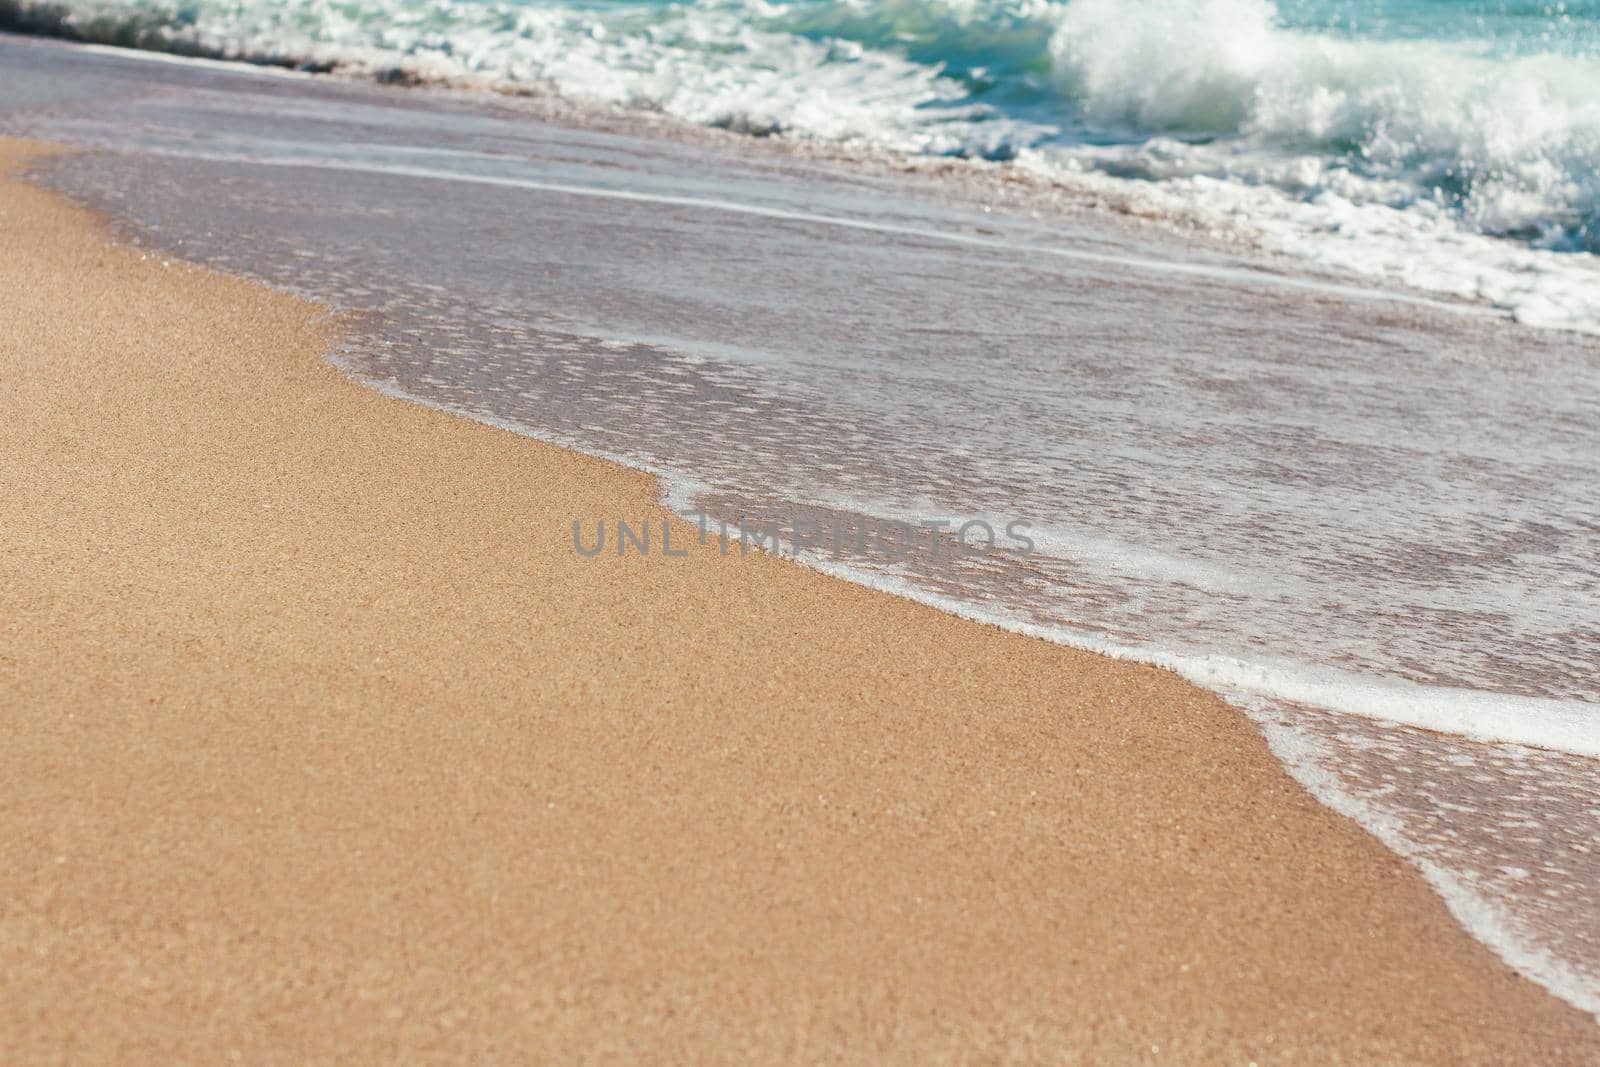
xmin=1 ymin=138 xmax=1596 ymax=1063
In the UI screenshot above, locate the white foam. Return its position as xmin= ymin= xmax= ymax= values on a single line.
xmin=1253 ymin=710 xmax=1600 ymax=1018
xmin=745 ymin=528 xmax=1600 ymax=758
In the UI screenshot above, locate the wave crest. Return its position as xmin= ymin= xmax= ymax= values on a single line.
xmin=1049 ymin=0 xmax=1600 ymax=251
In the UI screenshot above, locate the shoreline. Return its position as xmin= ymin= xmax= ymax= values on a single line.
xmin=3 ymin=137 xmax=1597 ymax=1060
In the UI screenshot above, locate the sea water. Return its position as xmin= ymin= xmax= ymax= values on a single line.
xmin=5 ymin=0 xmax=1600 ymax=331
xmin=0 ymin=20 xmax=1596 ymax=1016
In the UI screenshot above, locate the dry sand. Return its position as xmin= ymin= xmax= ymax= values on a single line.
xmin=1 ymin=137 xmax=1596 ymax=1064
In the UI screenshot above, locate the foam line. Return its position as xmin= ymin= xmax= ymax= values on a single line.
xmin=132 ymin=143 xmax=1508 ymax=319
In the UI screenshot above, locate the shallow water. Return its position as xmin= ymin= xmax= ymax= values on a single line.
xmin=2 ymin=35 xmax=1596 ymax=1013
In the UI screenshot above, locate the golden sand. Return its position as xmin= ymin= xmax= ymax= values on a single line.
xmin=1 ymin=139 xmax=1595 ymax=1063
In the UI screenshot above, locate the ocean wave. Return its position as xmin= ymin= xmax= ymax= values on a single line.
xmin=5 ymin=0 xmax=1599 ymax=328
xmin=1051 ymin=0 xmax=1600 ymax=249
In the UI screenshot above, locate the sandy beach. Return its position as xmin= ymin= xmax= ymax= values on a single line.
xmin=1 ymin=136 xmax=1596 ymax=1062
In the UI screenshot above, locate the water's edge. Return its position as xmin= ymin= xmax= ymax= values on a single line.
xmin=321 ymin=341 xmax=1600 ymax=1021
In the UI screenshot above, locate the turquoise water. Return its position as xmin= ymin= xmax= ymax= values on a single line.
xmin=1283 ymin=0 xmax=1600 ymax=52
